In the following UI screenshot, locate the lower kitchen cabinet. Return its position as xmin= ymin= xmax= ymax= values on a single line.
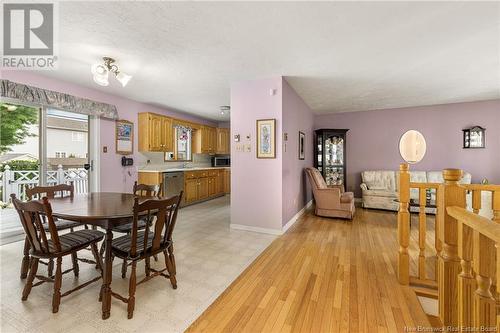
xmin=184 ymin=179 xmax=199 ymax=204
xmin=138 ymin=169 xmax=229 ymax=206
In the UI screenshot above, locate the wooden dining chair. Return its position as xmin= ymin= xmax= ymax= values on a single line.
xmin=11 ymin=195 xmax=105 ymax=313
xmin=111 ymin=192 xmax=183 ymax=319
xmin=111 ymin=181 xmax=161 ymax=278
xmin=19 ymin=184 xmax=81 ymax=279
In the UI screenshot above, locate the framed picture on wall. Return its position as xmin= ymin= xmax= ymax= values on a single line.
xmin=256 ymin=118 xmax=276 ymax=158
xmin=116 ymin=119 xmax=133 ymax=155
xmin=299 ymin=131 xmax=305 ymax=160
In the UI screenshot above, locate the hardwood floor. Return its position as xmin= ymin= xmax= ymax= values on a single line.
xmin=187 ymin=207 xmax=433 ymax=332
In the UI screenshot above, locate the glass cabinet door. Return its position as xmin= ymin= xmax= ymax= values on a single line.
xmin=324 ymin=135 xmax=344 ymax=186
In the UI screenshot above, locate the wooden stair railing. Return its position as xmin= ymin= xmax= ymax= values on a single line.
xmin=397 ymin=163 xmax=441 ymax=290
xmin=398 ymin=163 xmax=500 ymax=330
xmin=447 ymin=206 xmax=499 ymax=331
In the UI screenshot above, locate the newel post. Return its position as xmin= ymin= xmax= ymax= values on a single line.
xmin=438 ymin=168 xmax=466 ymax=327
xmin=398 ymin=163 xmax=410 ymax=285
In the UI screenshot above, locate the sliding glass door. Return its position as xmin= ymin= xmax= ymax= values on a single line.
xmin=0 ymin=101 xmax=97 ymax=244
xmin=44 ymin=109 xmax=91 ymax=194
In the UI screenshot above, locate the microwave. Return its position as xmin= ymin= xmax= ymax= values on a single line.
xmin=212 ymin=156 xmax=230 ymax=167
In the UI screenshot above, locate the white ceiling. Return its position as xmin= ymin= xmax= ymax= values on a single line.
xmin=37 ymin=1 xmax=500 ymax=120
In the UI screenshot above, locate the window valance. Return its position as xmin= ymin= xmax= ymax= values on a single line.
xmin=1 ymin=79 xmax=118 ymax=120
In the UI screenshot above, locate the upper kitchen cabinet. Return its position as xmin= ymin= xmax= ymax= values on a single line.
xmin=138 ymin=112 xmax=173 ymax=152
xmin=194 ymin=125 xmax=217 ymax=154
xmin=216 ymin=128 xmax=230 ymax=154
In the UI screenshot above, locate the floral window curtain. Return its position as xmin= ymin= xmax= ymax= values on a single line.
xmin=1 ymin=79 xmax=118 ymax=120
xmin=175 ymin=125 xmax=192 ymax=160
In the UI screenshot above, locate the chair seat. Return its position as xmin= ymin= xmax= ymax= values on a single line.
xmin=112 ymin=218 xmax=148 ymax=233
xmin=43 ymin=218 xmax=81 ymax=232
xmin=111 ymin=231 xmax=170 ymax=259
xmin=44 ymin=229 xmax=105 ymax=254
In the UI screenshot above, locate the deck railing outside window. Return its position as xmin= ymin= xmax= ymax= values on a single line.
xmin=1 ymin=164 xmax=88 ymax=202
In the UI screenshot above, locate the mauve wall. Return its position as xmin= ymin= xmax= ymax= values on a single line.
xmin=282 ymin=79 xmax=314 ymax=225
xmin=230 ymin=77 xmax=283 ymax=231
xmin=2 ymin=71 xmax=216 ymax=192
xmin=314 ymin=99 xmax=500 ymax=197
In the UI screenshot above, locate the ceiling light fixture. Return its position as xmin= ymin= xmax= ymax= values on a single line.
xmin=220 ymin=105 xmax=230 ymax=115
xmin=91 ymin=57 xmax=132 ymax=87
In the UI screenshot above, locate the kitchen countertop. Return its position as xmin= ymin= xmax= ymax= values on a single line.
xmin=138 ymin=166 xmax=230 ymax=173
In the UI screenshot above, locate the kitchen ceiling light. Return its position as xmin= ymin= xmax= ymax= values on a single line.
xmin=91 ymin=57 xmax=132 ymax=87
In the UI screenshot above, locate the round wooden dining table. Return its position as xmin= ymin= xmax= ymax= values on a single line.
xmin=48 ymin=192 xmax=154 ymax=320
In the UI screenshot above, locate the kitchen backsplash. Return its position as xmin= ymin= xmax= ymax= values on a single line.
xmin=138 ymin=152 xmax=212 ymax=170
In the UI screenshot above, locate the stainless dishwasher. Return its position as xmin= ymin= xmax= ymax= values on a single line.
xmin=163 ymin=172 xmax=184 ymax=200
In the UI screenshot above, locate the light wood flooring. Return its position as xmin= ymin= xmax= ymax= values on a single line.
xmin=187 ymin=207 xmax=435 ymax=333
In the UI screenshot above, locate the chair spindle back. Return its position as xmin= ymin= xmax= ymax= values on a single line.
xmin=133 ymin=181 xmax=161 ymax=198
xmin=11 ymin=194 xmax=61 ymax=254
xmin=130 ymin=192 xmax=183 ymax=257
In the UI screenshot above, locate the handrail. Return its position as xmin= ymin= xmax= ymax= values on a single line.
xmin=463 ymin=184 xmax=500 ymax=191
xmin=409 ymin=182 xmax=440 ymax=190
xmin=447 ymin=206 xmax=500 ymax=242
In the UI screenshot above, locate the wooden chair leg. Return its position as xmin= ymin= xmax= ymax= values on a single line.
xmin=90 ymin=243 xmax=104 ymax=273
xmin=20 ymin=237 xmax=31 ymax=279
xmin=163 ymin=250 xmax=177 ymax=289
xmin=71 ymin=252 xmax=79 ymax=277
xmin=22 ymin=258 xmax=39 ymax=301
xmin=52 ymin=257 xmax=63 ymax=313
xmin=99 ymin=241 xmax=105 ymax=257
xmin=90 ymin=243 xmax=105 ymax=302
xmin=121 ymin=259 xmax=128 ymax=279
xmin=145 ymin=256 xmax=151 ymax=277
xmin=48 ymin=258 xmax=54 ymax=277
xmin=168 ymin=246 xmax=176 ymax=275
xmin=127 ymin=261 xmax=137 ymax=319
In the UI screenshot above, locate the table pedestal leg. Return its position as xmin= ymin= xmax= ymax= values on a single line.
xmin=102 ymin=228 xmax=113 ymax=319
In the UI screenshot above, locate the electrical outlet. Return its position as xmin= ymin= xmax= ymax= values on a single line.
xmin=244 ymin=144 xmax=251 ymax=152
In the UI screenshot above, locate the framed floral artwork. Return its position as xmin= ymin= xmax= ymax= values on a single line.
xmin=256 ymin=118 xmax=276 ymax=158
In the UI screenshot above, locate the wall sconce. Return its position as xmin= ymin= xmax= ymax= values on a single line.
xmin=234 ymin=134 xmax=240 ymax=142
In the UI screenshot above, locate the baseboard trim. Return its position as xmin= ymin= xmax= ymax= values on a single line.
xmin=282 ymin=199 xmax=313 ymax=233
xmin=230 ymin=200 xmax=313 ymax=236
xmin=229 ymin=224 xmax=283 ymax=235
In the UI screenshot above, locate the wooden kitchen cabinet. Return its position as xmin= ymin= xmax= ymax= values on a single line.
xmin=184 ymin=178 xmax=199 ymax=204
xmin=216 ymin=128 xmax=230 ymax=154
xmin=198 ymin=177 xmax=209 ymax=200
xmin=217 ymin=170 xmax=225 ymax=194
xmin=183 ymin=169 xmax=228 ymax=205
xmin=138 ymin=112 xmax=174 ymax=152
xmin=208 ymin=176 xmax=217 ymax=197
xmin=224 ymin=169 xmax=231 ymax=194
xmin=195 ymin=125 xmax=217 ymax=154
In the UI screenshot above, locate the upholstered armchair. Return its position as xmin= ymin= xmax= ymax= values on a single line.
xmin=305 ymin=167 xmax=355 ymax=219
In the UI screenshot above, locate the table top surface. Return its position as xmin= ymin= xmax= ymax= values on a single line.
xmin=49 ymin=192 xmax=155 ymax=221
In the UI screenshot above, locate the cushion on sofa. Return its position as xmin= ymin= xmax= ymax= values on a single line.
xmin=362 ymin=189 xmax=397 ymax=198
xmin=361 ymin=171 xmax=396 ymax=191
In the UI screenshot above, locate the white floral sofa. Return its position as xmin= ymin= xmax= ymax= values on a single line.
xmin=360 ymin=170 xmax=472 ymax=212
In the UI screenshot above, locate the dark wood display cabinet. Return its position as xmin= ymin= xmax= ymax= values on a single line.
xmin=314 ymin=129 xmax=349 ymax=190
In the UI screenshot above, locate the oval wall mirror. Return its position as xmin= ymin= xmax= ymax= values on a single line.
xmin=399 ymin=130 xmax=426 ymax=164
